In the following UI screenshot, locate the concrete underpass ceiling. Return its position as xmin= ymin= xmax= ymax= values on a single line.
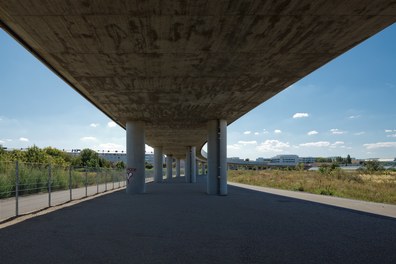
xmin=1 ymin=0 xmax=395 ymax=158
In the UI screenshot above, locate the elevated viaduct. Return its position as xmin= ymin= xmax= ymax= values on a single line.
xmin=1 ymin=0 xmax=395 ymax=194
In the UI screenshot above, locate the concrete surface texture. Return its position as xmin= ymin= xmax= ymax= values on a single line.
xmin=1 ymin=178 xmax=396 ymax=264
xmin=1 ymin=1 xmax=396 ymax=158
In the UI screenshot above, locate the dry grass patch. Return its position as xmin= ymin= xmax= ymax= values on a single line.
xmin=228 ymin=169 xmax=396 ymax=205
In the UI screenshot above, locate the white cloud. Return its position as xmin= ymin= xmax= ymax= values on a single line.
xmin=254 ymin=132 xmax=259 ymax=135
xmin=385 ymin=129 xmax=396 ymax=133
xmin=299 ymin=141 xmax=330 ymax=147
xmin=227 ymin=144 xmax=241 ymax=150
xmin=330 ymin=141 xmax=345 ymax=148
xmin=256 ymin=140 xmax=290 ymax=152
xmin=307 ymin=130 xmax=318 ymax=136
xmin=354 ymin=131 xmax=365 ymax=136
xmin=107 ymin=121 xmax=117 ymax=128
xmin=274 ymin=129 xmax=282 ymax=134
xmin=330 ymin=128 xmax=346 ymax=135
xmin=293 ymin=113 xmax=309 ymax=119
xmin=90 ymin=123 xmax=99 ymax=128
xmin=387 ymin=134 xmax=396 ymax=138
xmin=19 ymin=137 xmax=29 ymax=142
xmin=80 ymin=136 xmax=97 ymax=141
xmin=238 ymin=140 xmax=257 ymax=145
xmin=363 ymin=142 xmax=396 ymax=149
xmin=243 ymin=131 xmax=251 ymax=135
xmin=0 ymin=140 xmax=4 ymax=144
xmin=349 ymin=115 xmax=361 ymax=119
xmin=263 ymin=129 xmax=269 ymax=134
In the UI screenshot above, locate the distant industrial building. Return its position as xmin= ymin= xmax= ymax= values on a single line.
xmin=68 ymin=149 xmax=158 ymax=164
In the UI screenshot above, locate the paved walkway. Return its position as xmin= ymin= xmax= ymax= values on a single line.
xmin=0 ymin=181 xmax=126 ymax=221
xmin=229 ymin=182 xmax=396 ymax=219
xmin=1 ymin=176 xmax=396 ymax=263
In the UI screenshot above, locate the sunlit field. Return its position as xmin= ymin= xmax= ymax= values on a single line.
xmin=228 ymin=169 xmax=396 ymax=205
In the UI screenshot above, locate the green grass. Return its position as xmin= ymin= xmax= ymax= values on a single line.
xmin=228 ymin=169 xmax=396 ymax=204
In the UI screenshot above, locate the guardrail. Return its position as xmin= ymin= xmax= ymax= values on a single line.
xmin=0 ymin=161 xmax=154 ymax=222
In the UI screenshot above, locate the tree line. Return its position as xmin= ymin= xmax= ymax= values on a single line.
xmin=0 ymin=145 xmax=125 ymax=169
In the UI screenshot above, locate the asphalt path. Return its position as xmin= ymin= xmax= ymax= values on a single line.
xmin=1 ymin=176 xmax=396 ymax=264
xmin=0 ymin=181 xmax=127 ymax=221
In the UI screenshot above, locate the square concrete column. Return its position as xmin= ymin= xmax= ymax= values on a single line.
xmin=196 ymin=161 xmax=200 ymax=176
xmin=207 ymin=119 xmax=227 ymax=195
xmin=166 ymin=155 xmax=173 ymax=180
xmin=176 ymin=159 xmax=181 ymax=178
xmin=191 ymin=146 xmax=196 ymax=183
xmin=126 ymin=121 xmax=145 ymax=194
xmin=185 ymin=147 xmax=191 ymax=183
xmin=154 ymin=146 xmax=163 ymax=183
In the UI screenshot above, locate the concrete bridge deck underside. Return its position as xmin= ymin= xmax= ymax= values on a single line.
xmin=1 ymin=1 xmax=396 ymax=158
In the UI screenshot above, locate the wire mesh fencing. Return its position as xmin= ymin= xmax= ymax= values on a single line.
xmin=0 ymin=161 xmax=129 ymax=222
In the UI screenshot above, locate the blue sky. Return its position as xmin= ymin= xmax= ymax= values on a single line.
xmin=1 ymin=24 xmax=396 ymax=160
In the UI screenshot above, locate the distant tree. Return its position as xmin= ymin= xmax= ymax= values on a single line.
xmin=80 ymin=148 xmax=99 ymax=168
xmin=363 ymin=160 xmax=383 ymax=173
xmin=145 ymin=162 xmax=153 ymax=169
xmin=25 ymin=145 xmax=49 ymax=163
xmin=335 ymin=156 xmax=343 ymax=164
xmin=245 ymin=158 xmax=250 ymax=162
xmin=99 ymin=157 xmax=112 ymax=168
xmin=346 ymin=154 xmax=352 ymax=165
xmin=43 ymin=147 xmax=71 ymax=166
xmin=115 ymin=161 xmax=125 ymax=169
xmin=316 ymin=157 xmax=332 ymax=163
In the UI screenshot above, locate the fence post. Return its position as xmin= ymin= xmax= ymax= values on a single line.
xmin=69 ymin=166 xmax=72 ymax=201
xmin=105 ymin=169 xmax=107 ymax=192
xmin=85 ymin=167 xmax=88 ymax=197
xmin=112 ymin=170 xmax=114 ymax=190
xmin=96 ymin=169 xmax=99 ymax=194
xmin=48 ymin=164 xmax=52 ymax=207
xmin=15 ymin=160 xmax=19 ymax=217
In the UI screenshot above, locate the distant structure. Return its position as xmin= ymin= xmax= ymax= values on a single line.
xmin=68 ymin=149 xmax=157 ymax=164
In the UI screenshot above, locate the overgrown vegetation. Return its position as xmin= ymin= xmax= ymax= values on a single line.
xmin=0 ymin=145 xmax=126 ymax=198
xmin=228 ymin=166 xmax=396 ymax=204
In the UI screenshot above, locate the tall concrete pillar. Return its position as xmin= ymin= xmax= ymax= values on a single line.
xmin=207 ymin=119 xmax=227 ymax=195
xmin=196 ymin=161 xmax=200 ymax=176
xmin=176 ymin=159 xmax=181 ymax=178
xmin=154 ymin=146 xmax=163 ymax=183
xmin=185 ymin=147 xmax=191 ymax=183
xmin=191 ymin=146 xmax=196 ymax=183
xmin=126 ymin=121 xmax=145 ymax=194
xmin=166 ymin=155 xmax=173 ymax=180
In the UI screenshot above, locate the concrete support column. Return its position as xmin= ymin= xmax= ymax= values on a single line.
xmin=196 ymin=161 xmax=200 ymax=176
xmin=185 ymin=147 xmax=191 ymax=183
xmin=191 ymin=147 xmax=196 ymax=183
xmin=166 ymin=155 xmax=173 ymax=180
xmin=154 ymin=147 xmax=163 ymax=183
xmin=207 ymin=119 xmax=227 ymax=195
xmin=126 ymin=121 xmax=145 ymax=194
xmin=176 ymin=159 xmax=181 ymax=178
